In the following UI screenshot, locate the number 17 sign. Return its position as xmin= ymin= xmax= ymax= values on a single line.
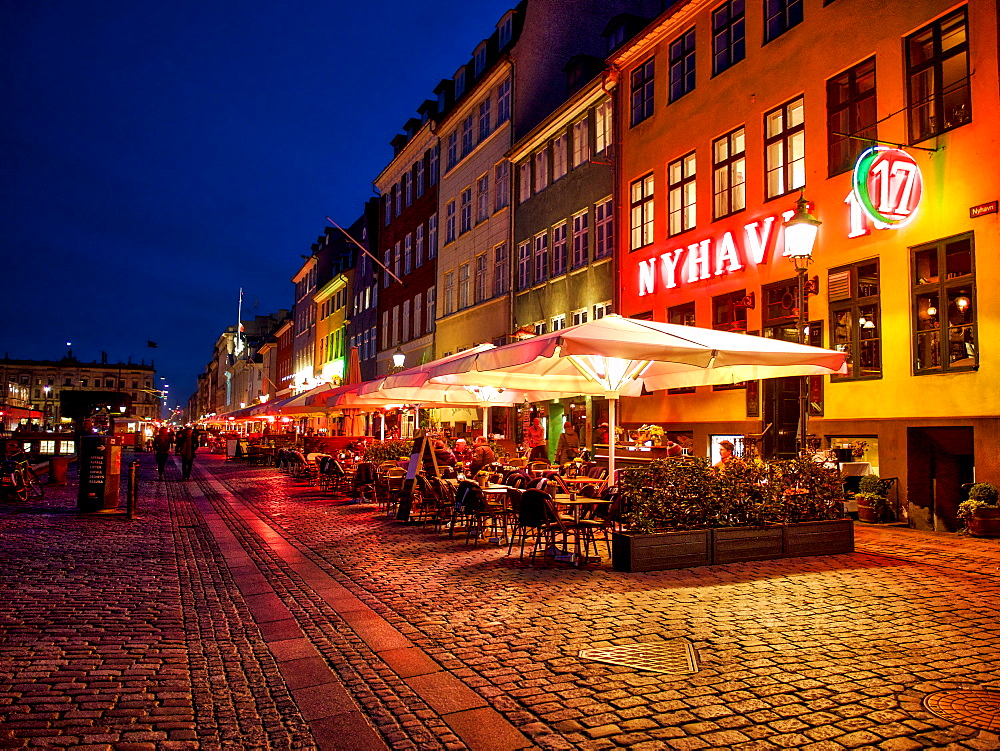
xmin=846 ymin=146 xmax=923 ymax=236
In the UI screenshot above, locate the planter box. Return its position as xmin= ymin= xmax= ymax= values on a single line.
xmin=612 ymin=530 xmax=711 ymax=572
xmin=612 ymin=520 xmax=854 ymax=572
xmin=783 ymin=519 xmax=854 ymax=558
xmin=712 ymin=526 xmax=784 ymax=564
xmin=968 ymin=508 xmax=1000 ymax=538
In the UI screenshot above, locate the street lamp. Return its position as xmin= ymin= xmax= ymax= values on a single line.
xmin=783 ymin=192 xmax=821 ymax=455
xmin=391 ymin=348 xmax=405 ymax=372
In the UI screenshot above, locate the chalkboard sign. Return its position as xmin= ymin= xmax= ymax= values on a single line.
xmin=396 ymin=430 xmax=437 ymax=521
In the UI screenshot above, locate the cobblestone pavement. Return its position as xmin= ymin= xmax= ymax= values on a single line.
xmin=2 ymin=451 xmax=999 ymax=750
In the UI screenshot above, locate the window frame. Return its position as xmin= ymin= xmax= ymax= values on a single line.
xmin=594 ymin=197 xmax=614 ymax=259
xmin=630 ymin=174 xmax=655 ymax=251
xmin=668 ymin=28 xmax=697 ymax=103
xmin=764 ymin=0 xmax=803 ymax=44
xmin=533 ymin=231 xmax=549 ymax=285
xmin=572 ymin=210 xmax=589 ymax=268
xmin=713 ymin=126 xmax=746 ymax=220
xmin=712 ymin=0 xmax=746 ymax=76
xmin=764 ymin=95 xmax=806 ymax=200
xmin=829 ymin=260 xmax=882 ymax=381
xmin=668 ymin=152 xmax=697 ymax=236
xmin=552 ymin=222 xmax=568 ymax=277
xmin=827 ymin=57 xmax=877 ymax=177
xmin=630 ymin=57 xmax=655 ymax=126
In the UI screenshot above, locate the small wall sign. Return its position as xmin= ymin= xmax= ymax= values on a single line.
xmin=970 ymin=201 xmax=998 ymax=218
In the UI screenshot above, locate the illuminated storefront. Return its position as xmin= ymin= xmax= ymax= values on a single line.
xmin=610 ymin=0 xmax=998 ymax=531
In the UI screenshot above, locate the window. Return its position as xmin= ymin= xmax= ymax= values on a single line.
xmin=494 ymin=161 xmax=510 ymax=211
xmin=402 ymin=300 xmax=410 ymax=342
xmin=533 ymin=232 xmax=549 ymax=284
xmin=393 ymin=183 xmax=402 ymax=216
xmin=428 ymin=215 xmax=438 ymax=258
xmin=459 ymin=262 xmax=471 ymax=308
xmin=572 ymin=308 xmax=588 ymax=326
xmin=668 ymin=302 xmax=697 ymax=393
xmin=479 ymin=98 xmax=491 ymax=141
xmin=415 ymin=224 xmax=425 ymax=267
xmin=606 ymin=21 xmax=626 ymax=54
xmin=594 ymin=100 xmax=612 ymax=154
xmin=572 ymin=118 xmax=590 ymax=167
xmin=534 ymin=321 xmax=547 ymax=336
xmin=382 ymin=311 xmax=389 ymax=348
xmin=593 ymin=301 xmax=612 ymax=319
xmin=595 ymin=198 xmax=613 ymax=259
xmin=477 ymin=174 xmax=489 ymax=223
xmin=383 ymin=195 xmax=391 ymax=226
xmin=533 ymin=148 xmax=549 ymax=193
xmin=413 ymin=293 xmax=423 ymax=338
xmin=827 ymin=58 xmax=877 ymax=176
xmin=474 ymin=43 xmax=487 ymax=76
xmin=552 ymin=222 xmax=568 ymax=276
xmin=913 ymin=234 xmax=976 ymax=373
xmin=551 ymin=314 xmax=566 ymax=331
xmin=907 ymin=7 xmax=971 ymax=143
xmin=383 ymin=250 xmax=391 ymax=287
xmin=499 ymin=15 xmax=512 ymax=48
xmin=764 ymin=0 xmax=803 ymax=43
xmin=497 ymin=78 xmax=511 ymax=124
xmin=403 ymin=172 xmax=413 ymax=207
xmin=668 ymin=152 xmax=697 ymax=236
xmin=393 ymin=242 xmax=401 ymax=277
xmin=669 ymin=28 xmax=696 ymax=102
xmin=630 ymin=174 xmax=655 ymax=249
xmin=713 ymin=0 xmax=746 ymax=75
xmin=447 ymin=131 xmax=459 ymax=171
xmin=460 ymin=188 xmax=473 ymax=234
xmin=713 ymin=289 xmax=748 ymax=331
xmin=444 ymin=271 xmax=455 ymax=314
xmin=392 ymin=306 xmax=399 ymax=346
xmin=765 ymin=96 xmax=805 ymax=199
xmin=454 ymin=68 xmax=466 ymax=98
xmin=493 ymin=242 xmax=509 ymax=296
xmin=630 ymin=58 xmax=655 ymax=126
xmin=475 ymin=253 xmax=488 ymax=303
xmin=518 ymin=161 xmax=531 ymax=203
xmin=446 ymin=200 xmax=456 ymax=242
xmin=572 ymin=211 xmax=589 ymax=268
xmin=461 ymin=114 xmax=474 ymax=158
xmin=713 ymin=126 xmax=746 ymax=218
xmin=426 ymin=286 xmax=436 ymax=331
xmin=552 ymin=134 xmax=568 ymax=180
xmin=429 ymin=144 xmax=439 ymax=185
xmin=829 ymin=261 xmax=881 ymax=380
xmin=403 ymin=234 xmax=413 ymax=274
xmin=416 ymin=157 xmax=426 ymax=197
xmin=517 ymin=241 xmax=531 ymax=290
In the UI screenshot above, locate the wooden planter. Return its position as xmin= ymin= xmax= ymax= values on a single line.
xmin=968 ymin=508 xmax=1000 ymax=538
xmin=611 ymin=530 xmax=711 ymax=572
xmin=783 ymin=519 xmax=854 ymax=558
xmin=612 ymin=520 xmax=854 ymax=572
xmin=712 ymin=526 xmax=784 ymax=564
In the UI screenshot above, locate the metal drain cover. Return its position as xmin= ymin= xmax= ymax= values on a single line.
xmin=924 ymin=689 xmax=1000 ymax=731
xmin=579 ymin=639 xmax=698 ymax=674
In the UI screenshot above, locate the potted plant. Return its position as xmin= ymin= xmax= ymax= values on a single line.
xmin=711 ymin=456 xmax=785 ymax=564
xmin=958 ymin=483 xmax=1000 ymax=538
xmin=855 ymin=474 xmax=892 ymax=524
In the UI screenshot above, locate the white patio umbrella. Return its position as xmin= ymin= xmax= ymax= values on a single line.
xmin=421 ymin=315 xmax=849 ymax=478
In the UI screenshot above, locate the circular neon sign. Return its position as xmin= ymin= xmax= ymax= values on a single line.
xmin=852 ymin=147 xmax=922 ymax=228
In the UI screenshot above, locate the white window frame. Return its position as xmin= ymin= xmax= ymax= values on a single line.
xmin=552 ymin=134 xmax=568 ymax=180
xmin=572 ymin=117 xmax=590 ymax=167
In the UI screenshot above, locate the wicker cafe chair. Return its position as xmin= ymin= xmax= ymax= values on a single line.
xmin=410 ymin=474 xmax=442 ymax=526
xmin=507 ymin=489 xmax=553 ymax=561
xmin=428 ymin=476 xmax=458 ymax=533
xmin=384 ymin=468 xmax=407 ymax=518
xmin=457 ymin=482 xmax=506 ymax=546
xmin=572 ymin=491 xmax=623 ymax=558
xmin=352 ymin=462 xmax=377 ymax=503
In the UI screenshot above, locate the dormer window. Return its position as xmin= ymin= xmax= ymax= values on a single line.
xmin=606 ymin=22 xmax=625 ymax=53
xmin=474 ymin=42 xmax=488 ymax=76
xmin=498 ymin=13 xmax=513 ymax=48
xmin=454 ymin=67 xmax=466 ymax=98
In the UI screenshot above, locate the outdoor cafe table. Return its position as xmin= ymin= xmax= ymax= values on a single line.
xmin=551 ymin=494 xmax=612 ymax=565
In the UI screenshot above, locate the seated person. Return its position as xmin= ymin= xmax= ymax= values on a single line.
xmin=714 ymin=440 xmax=735 ymax=467
xmin=432 ymin=439 xmax=456 ymax=468
xmin=468 ymin=436 xmax=496 ymax=475
xmin=453 ymin=438 xmax=471 ymax=465
xmin=663 ymin=439 xmax=683 ymax=457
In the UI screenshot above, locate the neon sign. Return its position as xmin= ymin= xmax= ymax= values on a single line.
xmin=850 ymin=147 xmax=922 ymax=231
xmin=637 ymin=215 xmax=789 ymax=297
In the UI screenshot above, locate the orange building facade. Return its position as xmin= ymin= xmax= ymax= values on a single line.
xmin=610 ymin=0 xmax=999 ymax=531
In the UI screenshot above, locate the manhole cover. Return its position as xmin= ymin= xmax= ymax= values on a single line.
xmin=924 ymin=689 xmax=1000 ymax=731
xmin=579 ymin=639 xmax=698 ymax=674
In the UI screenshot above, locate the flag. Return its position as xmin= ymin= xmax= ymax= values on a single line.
xmin=147 ymin=340 xmax=158 ymax=348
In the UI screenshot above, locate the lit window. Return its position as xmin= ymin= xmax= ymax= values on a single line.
xmin=630 ymin=174 xmax=655 ymax=250
xmin=764 ymin=96 xmax=805 ymax=199
xmin=572 ymin=118 xmax=590 ymax=167
xmin=913 ymin=234 xmax=976 ymax=373
xmin=829 ymin=261 xmax=882 ymax=380
xmin=552 ymin=134 xmax=568 ymax=179
xmin=594 ymin=100 xmax=612 ymax=154
xmin=906 ymin=7 xmax=971 ymax=143
xmin=459 ymin=263 xmax=471 ymax=308
xmin=827 ymin=58 xmax=877 ymax=176
xmin=713 ymin=126 xmax=745 ymax=218
xmin=668 ymin=152 xmax=697 ymax=236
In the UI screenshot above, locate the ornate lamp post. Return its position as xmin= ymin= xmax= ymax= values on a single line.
xmin=782 ymin=193 xmax=822 ymax=455
xmin=391 ymin=348 xmax=405 ymax=373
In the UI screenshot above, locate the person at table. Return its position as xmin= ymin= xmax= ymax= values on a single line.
xmin=555 ymin=421 xmax=580 ymax=464
xmin=714 ymin=440 xmax=735 ymax=468
xmin=453 ymin=438 xmax=471 ymax=465
xmin=432 ymin=439 xmax=456 ymax=468
xmin=469 ymin=435 xmax=496 ymax=475
xmin=595 ymin=422 xmax=610 ymax=444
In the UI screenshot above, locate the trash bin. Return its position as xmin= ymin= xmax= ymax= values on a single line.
xmin=48 ymin=455 xmax=71 ymax=486
xmin=78 ymin=435 xmax=123 ymax=512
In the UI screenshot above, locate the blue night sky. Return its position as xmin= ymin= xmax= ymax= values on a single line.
xmin=2 ymin=0 xmax=514 ymax=412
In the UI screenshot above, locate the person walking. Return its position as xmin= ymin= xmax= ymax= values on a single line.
xmin=525 ymin=417 xmax=547 ymax=462
xmin=152 ymin=427 xmax=173 ymax=480
xmin=175 ymin=427 xmax=198 ymax=480
xmin=555 ymin=421 xmax=580 ymax=464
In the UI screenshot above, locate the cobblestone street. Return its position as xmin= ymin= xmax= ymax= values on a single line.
xmin=2 ymin=452 xmax=999 ymax=750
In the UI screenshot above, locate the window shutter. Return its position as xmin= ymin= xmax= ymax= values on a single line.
xmin=827 ymin=270 xmax=851 ymax=302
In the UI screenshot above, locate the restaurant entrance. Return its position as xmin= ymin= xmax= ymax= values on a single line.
xmin=907 ymin=426 xmax=975 ymax=532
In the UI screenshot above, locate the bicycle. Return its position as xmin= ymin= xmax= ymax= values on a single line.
xmin=1 ymin=443 xmax=43 ymax=500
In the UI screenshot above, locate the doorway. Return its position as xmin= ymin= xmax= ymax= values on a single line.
xmin=762 ymin=377 xmax=800 ymax=459
xmin=906 ymin=427 xmax=974 ymax=532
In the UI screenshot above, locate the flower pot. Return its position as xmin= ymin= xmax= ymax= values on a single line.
xmin=968 ymin=508 xmax=1000 ymax=538
xmin=857 ymin=499 xmax=878 ymax=523
xmin=612 ymin=530 xmax=711 ymax=572
xmin=712 ymin=526 xmax=783 ymax=564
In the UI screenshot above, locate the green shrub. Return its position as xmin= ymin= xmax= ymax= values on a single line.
xmin=968 ymin=482 xmax=999 ymax=504
xmin=858 ymin=474 xmax=892 ymax=497
xmin=363 ymin=439 xmax=414 ymax=466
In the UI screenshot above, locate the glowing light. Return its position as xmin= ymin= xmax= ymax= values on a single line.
xmin=567 ymin=355 xmax=651 ymax=393
xmin=955 ymin=296 xmax=971 ymax=312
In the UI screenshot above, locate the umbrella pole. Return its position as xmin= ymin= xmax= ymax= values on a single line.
xmin=483 ymin=405 xmax=489 ymax=439
xmin=608 ymin=394 xmax=617 ymax=484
